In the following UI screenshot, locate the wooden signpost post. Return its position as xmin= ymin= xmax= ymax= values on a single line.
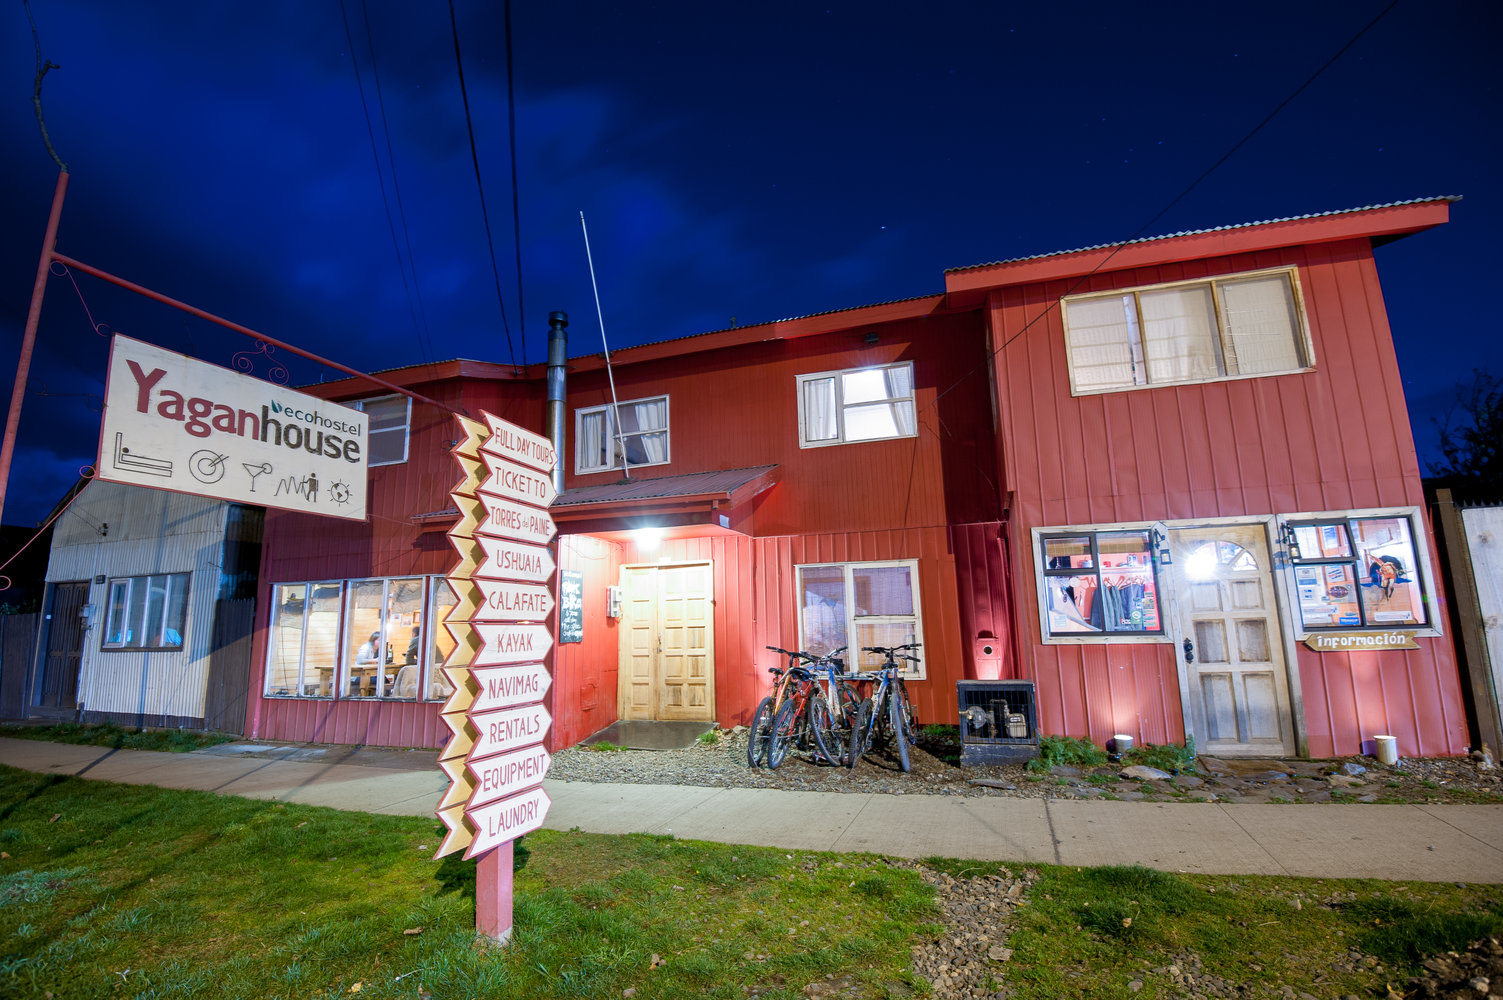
xmin=434 ymin=410 xmax=558 ymax=943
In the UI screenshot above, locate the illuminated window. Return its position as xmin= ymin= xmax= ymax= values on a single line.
xmin=797 ymin=362 xmax=916 ymax=447
xmin=575 ymin=396 xmax=670 ymax=474
xmin=1288 ymin=515 xmax=1429 ymax=630
xmin=353 ymin=394 xmax=411 ymax=466
xmin=1038 ymin=531 xmax=1163 ymax=638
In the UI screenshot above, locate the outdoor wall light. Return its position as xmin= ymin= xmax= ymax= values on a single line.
xmin=1280 ymin=522 xmax=1302 ymax=560
xmin=633 ymin=527 xmax=664 ymax=552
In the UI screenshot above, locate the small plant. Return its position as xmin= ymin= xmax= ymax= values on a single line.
xmin=1121 ymin=735 xmax=1197 ymax=774
xmin=1027 ymin=734 xmax=1107 ymax=773
xmin=1421 ymin=779 xmax=1439 ymax=789
xmin=588 ymin=741 xmax=627 ymax=752
xmin=697 ymin=729 xmax=719 ymax=745
xmin=920 ymin=724 xmax=957 ymax=741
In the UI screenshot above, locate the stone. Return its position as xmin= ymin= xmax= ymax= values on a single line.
xmin=1127 ymin=980 xmax=1144 ymax=992
xmin=987 ymin=946 xmax=1012 ymax=961
xmin=1241 ymin=770 xmax=1291 ymax=783
xmin=1121 ymin=764 xmax=1173 ymax=781
xmin=1327 ymin=774 xmax=1364 ymax=788
xmin=1050 ymin=765 xmax=1082 ymax=777
xmin=1115 ymin=790 xmax=1146 ymax=801
xmin=1340 ymin=762 xmax=1368 ymax=776
xmin=968 ymin=779 xmax=1017 ymax=790
xmin=1172 ymin=774 xmax=1205 ymax=788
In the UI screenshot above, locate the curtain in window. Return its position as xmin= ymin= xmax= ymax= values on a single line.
xmin=1065 ymin=296 xmax=1138 ymax=390
xmin=1219 ymin=276 xmax=1301 ymax=375
xmin=578 ymin=410 xmax=607 ymax=471
xmin=803 ymin=377 xmax=838 ymax=441
xmin=1140 ymin=286 xmax=1219 ymax=383
xmin=625 ymin=398 xmax=668 ymax=464
xmin=799 ymin=565 xmax=847 ymax=657
xmin=883 ymin=366 xmax=917 ymax=436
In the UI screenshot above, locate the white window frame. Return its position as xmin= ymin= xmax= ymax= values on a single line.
xmin=262 ymin=576 xmax=455 ymax=701
xmin=1031 ymin=522 xmax=1172 ymax=645
xmin=1274 ymin=506 xmax=1444 ymax=640
xmin=101 ymin=573 xmax=190 ymax=651
xmin=794 ymin=559 xmax=926 ymax=679
xmin=1061 ymin=267 xmax=1316 ymax=396
xmin=573 ymin=395 xmax=671 ymax=475
xmin=796 ymin=361 xmax=918 ymax=449
xmin=353 ymin=394 xmax=411 ymax=467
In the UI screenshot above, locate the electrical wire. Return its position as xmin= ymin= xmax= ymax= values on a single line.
xmin=447 ymin=0 xmax=520 ymax=372
xmin=504 ymin=0 xmax=527 ymax=345
xmin=338 ymin=0 xmax=435 ymax=368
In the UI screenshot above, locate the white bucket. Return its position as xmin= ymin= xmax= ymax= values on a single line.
xmin=1112 ymin=734 xmax=1134 ymax=754
xmin=1374 ymin=734 xmax=1398 ymax=766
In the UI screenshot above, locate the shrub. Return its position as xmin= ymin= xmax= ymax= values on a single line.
xmin=1122 ymin=736 xmax=1197 ymax=774
xmin=1027 ymin=734 xmax=1107 ymax=773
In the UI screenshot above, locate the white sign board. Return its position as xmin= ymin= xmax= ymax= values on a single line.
xmin=479 ymin=452 xmax=558 ymax=507
xmin=470 ymin=663 xmax=553 ymax=712
xmin=466 ymin=744 xmax=551 ymax=809
xmin=474 ymin=623 xmax=554 ymax=667
xmin=476 ymin=536 xmax=556 ymax=584
xmin=99 ymin=335 xmax=369 ymax=520
xmin=468 ymin=702 xmax=552 ymax=761
xmin=473 ymin=579 xmax=555 ymax=622
xmin=466 ymin=787 xmax=551 ymax=859
xmin=480 ymin=412 xmax=557 ymax=474
xmin=479 ymin=493 xmax=559 ymax=546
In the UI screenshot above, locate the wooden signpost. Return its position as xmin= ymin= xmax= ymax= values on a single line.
xmin=435 ymin=411 xmax=557 ymax=944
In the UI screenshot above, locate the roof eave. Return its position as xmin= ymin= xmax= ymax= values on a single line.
xmin=943 ymin=199 xmax=1453 ymax=303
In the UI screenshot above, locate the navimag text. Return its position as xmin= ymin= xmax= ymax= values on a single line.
xmin=128 ymin=361 xmax=364 ymax=462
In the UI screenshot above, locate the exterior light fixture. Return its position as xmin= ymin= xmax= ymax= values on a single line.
xmin=633 ymin=527 xmax=664 ymax=553
xmin=1280 ymin=522 xmax=1302 ymax=560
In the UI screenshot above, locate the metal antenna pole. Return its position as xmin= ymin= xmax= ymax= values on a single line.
xmin=578 ymin=213 xmax=631 ymax=479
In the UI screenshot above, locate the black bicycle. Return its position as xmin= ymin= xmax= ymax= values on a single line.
xmin=847 ymin=642 xmax=920 ymax=772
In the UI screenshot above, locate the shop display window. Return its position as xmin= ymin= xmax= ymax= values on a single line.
xmin=1040 ymin=530 xmax=1162 ymax=637
xmin=1289 ymin=515 xmax=1428 ymax=629
xmin=795 ymin=560 xmax=925 ymax=677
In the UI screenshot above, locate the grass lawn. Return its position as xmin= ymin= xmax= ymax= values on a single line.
xmin=0 ymin=723 xmax=235 ymax=753
xmin=1 ymin=764 xmax=1500 ymax=999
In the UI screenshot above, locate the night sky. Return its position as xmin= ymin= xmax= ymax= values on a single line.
xmin=1 ymin=1 xmax=1498 ymax=526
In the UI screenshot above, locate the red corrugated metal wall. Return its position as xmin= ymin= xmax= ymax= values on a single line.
xmin=550 ymin=534 xmax=624 ymax=749
xmin=988 ymin=238 xmax=1467 ymax=755
xmin=248 ymin=379 xmax=544 ymax=748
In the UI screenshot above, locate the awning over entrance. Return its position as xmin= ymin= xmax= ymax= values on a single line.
xmin=551 ymin=465 xmax=779 ymax=537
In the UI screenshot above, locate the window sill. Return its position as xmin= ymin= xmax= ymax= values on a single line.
xmin=1041 ymin=633 xmax=1173 ymax=646
xmin=1069 ymin=366 xmax=1316 ymax=398
xmin=574 ymin=459 xmax=671 ymax=477
xmin=798 ymin=431 xmax=919 ymax=450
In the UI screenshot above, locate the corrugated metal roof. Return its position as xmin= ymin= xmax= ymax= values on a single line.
xmin=944 ymin=197 xmax=1463 ymax=274
xmin=554 ymin=465 xmax=779 ymax=507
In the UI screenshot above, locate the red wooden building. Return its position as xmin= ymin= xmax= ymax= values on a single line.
xmin=243 ymin=197 xmax=1468 ymax=760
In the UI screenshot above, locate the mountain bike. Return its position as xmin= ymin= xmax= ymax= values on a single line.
xmin=847 ymin=642 xmax=920 ymax=772
xmin=805 ymin=646 xmax=861 ymax=767
xmin=747 ymin=646 xmax=820 ymax=769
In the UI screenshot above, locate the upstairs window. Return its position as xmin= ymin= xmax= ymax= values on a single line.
xmin=353 ymin=395 xmax=411 ymax=466
xmin=798 ymin=362 xmax=916 ymax=447
xmin=1062 ymin=269 xmax=1311 ymax=394
xmin=575 ymin=396 xmax=670 ymax=474
xmin=103 ymin=574 xmax=189 ymax=651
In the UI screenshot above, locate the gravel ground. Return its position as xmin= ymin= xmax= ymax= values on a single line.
xmin=549 ymin=727 xmax=1503 ymax=805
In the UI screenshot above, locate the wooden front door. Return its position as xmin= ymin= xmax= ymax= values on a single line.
xmin=1169 ymin=525 xmax=1295 ymax=757
xmin=37 ymin=581 xmax=88 ymax=712
xmin=618 ymin=563 xmax=714 ymax=721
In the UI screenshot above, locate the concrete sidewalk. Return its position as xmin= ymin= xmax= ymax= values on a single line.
xmin=3 ymin=737 xmax=1501 ymax=883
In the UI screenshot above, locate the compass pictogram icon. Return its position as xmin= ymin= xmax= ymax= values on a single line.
xmin=328 ymin=480 xmax=351 ymax=505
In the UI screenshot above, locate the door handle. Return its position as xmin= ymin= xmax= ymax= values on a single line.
xmin=1183 ymin=637 xmax=1195 ymax=664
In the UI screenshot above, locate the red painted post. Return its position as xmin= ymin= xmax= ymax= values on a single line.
xmin=0 ymin=169 xmax=69 ymax=525
xmin=474 ymin=843 xmax=514 ymax=942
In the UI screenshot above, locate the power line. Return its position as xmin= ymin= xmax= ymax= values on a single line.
xmin=447 ymin=0 xmax=520 ymax=372
xmin=504 ymin=0 xmax=527 ymax=345
xmin=337 ymin=0 xmax=435 ymax=367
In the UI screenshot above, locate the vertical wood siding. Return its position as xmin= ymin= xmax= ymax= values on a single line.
xmin=990 ymin=239 xmax=1467 ymax=754
xmin=249 ymin=380 xmax=544 ymax=748
xmin=44 ymin=481 xmax=229 ymax=724
xmin=549 ymin=534 xmax=624 ymax=749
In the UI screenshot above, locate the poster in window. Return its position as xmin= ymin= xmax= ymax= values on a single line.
xmin=559 ymin=569 xmax=584 ymax=644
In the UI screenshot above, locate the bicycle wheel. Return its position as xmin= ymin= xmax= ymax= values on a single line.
xmin=808 ymin=694 xmax=844 ymax=767
xmin=747 ymin=696 xmax=774 ymax=768
xmin=895 ymin=680 xmax=917 ymax=746
xmin=837 ymin=681 xmax=861 ymax=729
xmin=767 ymin=697 xmax=800 ymax=769
xmin=847 ymin=698 xmax=872 ymax=769
xmin=889 ymin=686 xmax=911 ymax=772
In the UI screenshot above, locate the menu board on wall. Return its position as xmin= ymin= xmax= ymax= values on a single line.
xmin=559 ymin=570 xmax=584 ymax=644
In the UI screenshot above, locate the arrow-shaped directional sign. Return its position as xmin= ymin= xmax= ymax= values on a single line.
xmin=470 ymin=663 xmax=552 ymax=713
xmin=473 ymin=579 xmax=554 ymax=622
xmin=466 ymin=744 xmax=551 ymax=810
xmin=436 ymin=802 xmax=473 ymax=858
xmin=479 ymin=452 xmax=558 ymax=508
xmin=467 ymin=702 xmax=551 ymax=762
xmin=465 ymin=787 xmax=551 ymax=860
xmin=476 ymin=536 xmax=556 ymax=584
xmin=474 ymin=622 xmax=553 ymax=667
xmin=479 ymin=410 xmax=556 ymax=474
xmin=479 ymin=493 xmax=559 ymax=545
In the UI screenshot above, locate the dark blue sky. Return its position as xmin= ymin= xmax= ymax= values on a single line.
xmin=1 ymin=0 xmax=1498 ymax=525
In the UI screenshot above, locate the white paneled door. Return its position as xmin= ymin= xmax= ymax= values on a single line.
xmin=1169 ymin=525 xmax=1295 ymax=757
xmin=617 ymin=563 xmax=714 ymax=721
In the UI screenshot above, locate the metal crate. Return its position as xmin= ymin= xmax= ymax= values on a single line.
xmin=957 ymin=680 xmax=1039 ymax=766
